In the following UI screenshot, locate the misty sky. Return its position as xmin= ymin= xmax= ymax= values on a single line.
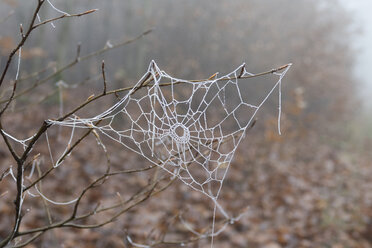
xmin=340 ymin=0 xmax=372 ymax=106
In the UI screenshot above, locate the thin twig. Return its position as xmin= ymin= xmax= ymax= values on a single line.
xmin=0 ymin=1 xmax=43 ymax=90
xmin=31 ymin=9 xmax=98 ymax=30
xmin=0 ymin=121 xmax=20 ymax=162
xmin=0 ymin=168 xmax=11 ymax=182
xmin=101 ymin=60 xmax=107 ymax=95
xmin=12 ymin=231 xmax=45 ymax=248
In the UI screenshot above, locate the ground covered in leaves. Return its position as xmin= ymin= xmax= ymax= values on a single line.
xmin=1 ymin=110 xmax=371 ymax=248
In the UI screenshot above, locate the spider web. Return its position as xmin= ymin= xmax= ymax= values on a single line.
xmin=48 ymin=61 xmax=291 ymax=201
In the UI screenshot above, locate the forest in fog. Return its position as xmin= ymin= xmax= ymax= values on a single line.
xmin=0 ymin=0 xmax=371 ymax=247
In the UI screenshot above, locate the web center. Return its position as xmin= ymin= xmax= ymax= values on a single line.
xmin=175 ymin=126 xmax=184 ymax=136
xmin=170 ymin=123 xmax=190 ymax=143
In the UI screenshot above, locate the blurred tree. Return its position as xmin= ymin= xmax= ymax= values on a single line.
xmin=1 ymin=0 xmax=355 ymax=133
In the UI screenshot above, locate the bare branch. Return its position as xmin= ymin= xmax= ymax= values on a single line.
xmin=12 ymin=231 xmax=45 ymax=248
xmin=101 ymin=60 xmax=107 ymax=95
xmin=0 ymin=122 xmax=20 ymax=162
xmin=0 ymin=168 xmax=11 ymax=183
xmin=31 ymin=9 xmax=98 ymax=30
xmin=0 ymin=1 xmax=44 ymax=90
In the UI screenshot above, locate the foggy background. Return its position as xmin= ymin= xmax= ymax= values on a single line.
xmin=341 ymin=0 xmax=372 ymax=107
xmin=0 ymin=0 xmax=372 ymax=247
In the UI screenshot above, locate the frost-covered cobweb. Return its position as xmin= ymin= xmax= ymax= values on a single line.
xmin=48 ymin=61 xmax=291 ymax=202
